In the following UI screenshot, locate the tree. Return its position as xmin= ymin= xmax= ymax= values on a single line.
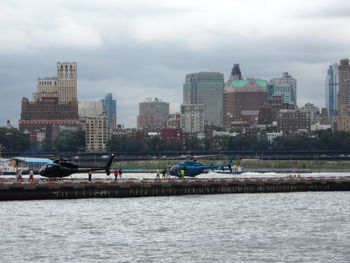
xmin=55 ymin=130 xmax=85 ymax=152
xmin=0 ymin=127 xmax=31 ymax=152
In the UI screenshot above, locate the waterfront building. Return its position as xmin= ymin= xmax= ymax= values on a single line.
xmin=180 ymin=104 xmax=205 ymax=134
xmin=137 ymin=98 xmax=169 ymax=131
xmin=325 ymin=63 xmax=339 ymax=120
xmin=268 ymin=72 xmax=297 ymax=105
xmin=333 ymin=59 xmax=350 ymax=131
xmin=100 ymin=93 xmax=117 ymax=129
xmin=19 ymin=95 xmax=80 ymax=146
xmin=33 ymin=62 xmax=77 ymax=103
xmin=224 ymin=78 xmax=268 ymax=127
xmin=183 ymin=72 xmax=224 ymax=127
xmin=277 ymin=109 xmax=310 ymax=134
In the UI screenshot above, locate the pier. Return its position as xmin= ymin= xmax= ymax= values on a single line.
xmin=0 ymin=176 xmax=349 ymax=200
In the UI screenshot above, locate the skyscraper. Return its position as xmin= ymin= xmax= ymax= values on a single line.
xmin=268 ymin=72 xmax=297 ymax=105
xmin=337 ymin=58 xmax=350 ymax=113
xmin=183 ymin=72 xmax=224 ymax=127
xmin=332 ymin=58 xmax=350 ymax=131
xmin=33 ymin=62 xmax=77 ymax=103
xmin=180 ymin=104 xmax=205 ymax=133
xmin=137 ymin=98 xmax=169 ymax=130
xmin=100 ymin=93 xmax=117 ymax=129
xmin=325 ymin=63 xmax=339 ymax=120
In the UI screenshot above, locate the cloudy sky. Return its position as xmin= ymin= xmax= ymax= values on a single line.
xmin=0 ymin=0 xmax=349 ymax=128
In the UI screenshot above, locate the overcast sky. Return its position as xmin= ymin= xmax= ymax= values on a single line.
xmin=0 ymin=0 xmax=349 ymax=128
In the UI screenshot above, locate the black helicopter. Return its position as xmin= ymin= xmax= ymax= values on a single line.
xmin=39 ymin=154 xmax=115 ymax=178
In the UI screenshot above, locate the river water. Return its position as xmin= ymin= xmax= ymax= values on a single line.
xmin=0 ymin=188 xmax=349 ymax=263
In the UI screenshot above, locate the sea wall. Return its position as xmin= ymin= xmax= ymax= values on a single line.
xmin=0 ymin=177 xmax=349 ymax=201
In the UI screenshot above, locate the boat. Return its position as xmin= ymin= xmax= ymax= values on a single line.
xmin=0 ymin=159 xmax=17 ymax=175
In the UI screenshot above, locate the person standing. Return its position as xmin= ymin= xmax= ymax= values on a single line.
xmin=114 ymin=169 xmax=118 ymax=181
xmin=29 ymin=169 xmax=34 ymax=181
xmin=180 ymin=167 xmax=185 ymax=178
xmin=88 ymin=171 xmax=93 ymax=182
xmin=118 ymin=168 xmax=123 ymax=179
xmin=162 ymin=168 xmax=166 ymax=179
xmin=156 ymin=169 xmax=160 ymax=179
xmin=16 ymin=169 xmax=22 ymax=181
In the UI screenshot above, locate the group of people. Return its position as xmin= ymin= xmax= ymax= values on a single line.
xmin=16 ymin=169 xmax=34 ymax=181
xmin=113 ymin=168 xmax=123 ymax=180
xmin=156 ymin=168 xmax=170 ymax=179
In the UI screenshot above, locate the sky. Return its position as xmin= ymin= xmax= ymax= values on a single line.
xmin=0 ymin=0 xmax=349 ymax=128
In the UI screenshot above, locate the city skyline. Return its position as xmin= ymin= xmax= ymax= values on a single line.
xmin=0 ymin=0 xmax=349 ymax=128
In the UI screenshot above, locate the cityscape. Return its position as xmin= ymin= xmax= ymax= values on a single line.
xmin=0 ymin=1 xmax=349 ymax=263
xmin=0 ymin=59 xmax=349 ymax=153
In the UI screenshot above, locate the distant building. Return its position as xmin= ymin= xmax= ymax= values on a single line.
xmin=268 ymin=72 xmax=297 ymax=105
xmin=19 ymin=95 xmax=80 ymax=146
xmin=100 ymin=93 xmax=117 ymax=129
xmin=299 ymin=103 xmax=320 ymax=125
xmin=333 ymin=58 xmax=350 ymax=131
xmin=277 ymin=109 xmax=310 ymax=134
xmin=167 ymin=113 xmax=181 ymax=129
xmin=33 ymin=62 xmax=77 ymax=103
xmin=161 ymin=128 xmax=182 ymax=141
xmin=137 ymin=97 xmax=169 ymax=131
xmin=180 ymin=104 xmax=205 ymax=133
xmin=230 ymin=64 xmax=243 ymax=80
xmin=183 ymin=72 xmax=224 ymax=127
xmin=78 ymin=101 xmax=104 ymax=117
xmin=80 ymin=115 xmax=111 ymax=151
xmin=325 ymin=63 xmax=339 ymax=120
xmin=224 ymin=78 xmax=268 ymax=127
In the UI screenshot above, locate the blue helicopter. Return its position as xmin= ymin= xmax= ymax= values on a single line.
xmin=169 ymin=159 xmax=233 ymax=177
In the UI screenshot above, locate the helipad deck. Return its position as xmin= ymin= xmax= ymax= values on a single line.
xmin=0 ymin=176 xmax=349 ymax=200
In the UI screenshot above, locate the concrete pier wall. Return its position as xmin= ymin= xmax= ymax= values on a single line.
xmin=0 ymin=177 xmax=349 ymax=201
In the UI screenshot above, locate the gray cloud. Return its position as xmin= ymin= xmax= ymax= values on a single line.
xmin=0 ymin=0 xmax=349 ymax=127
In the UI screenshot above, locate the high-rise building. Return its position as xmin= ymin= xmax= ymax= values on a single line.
xmin=333 ymin=59 xmax=350 ymax=131
xmin=100 ymin=93 xmax=117 ymax=129
xmin=80 ymin=115 xmax=111 ymax=151
xmin=224 ymin=78 xmax=268 ymax=127
xmin=180 ymin=104 xmax=205 ymax=133
xmin=337 ymin=58 xmax=350 ymax=113
xmin=325 ymin=63 xmax=339 ymax=120
xmin=268 ymin=72 xmax=297 ymax=105
xmin=56 ymin=62 xmax=77 ymax=102
xmin=33 ymin=62 xmax=77 ymax=103
xmin=137 ymin=98 xmax=169 ymax=130
xmin=183 ymin=72 xmax=224 ymax=127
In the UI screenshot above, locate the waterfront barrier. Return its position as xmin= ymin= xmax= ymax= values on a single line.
xmin=0 ymin=176 xmax=349 ymax=201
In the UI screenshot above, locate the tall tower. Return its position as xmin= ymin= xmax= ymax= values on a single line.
xmin=230 ymin=64 xmax=243 ymax=80
xmin=183 ymin=72 xmax=224 ymax=127
xmin=325 ymin=63 xmax=339 ymax=120
xmin=337 ymin=58 xmax=350 ymax=113
xmin=56 ymin=62 xmax=77 ymax=102
xmin=100 ymin=93 xmax=117 ymax=129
